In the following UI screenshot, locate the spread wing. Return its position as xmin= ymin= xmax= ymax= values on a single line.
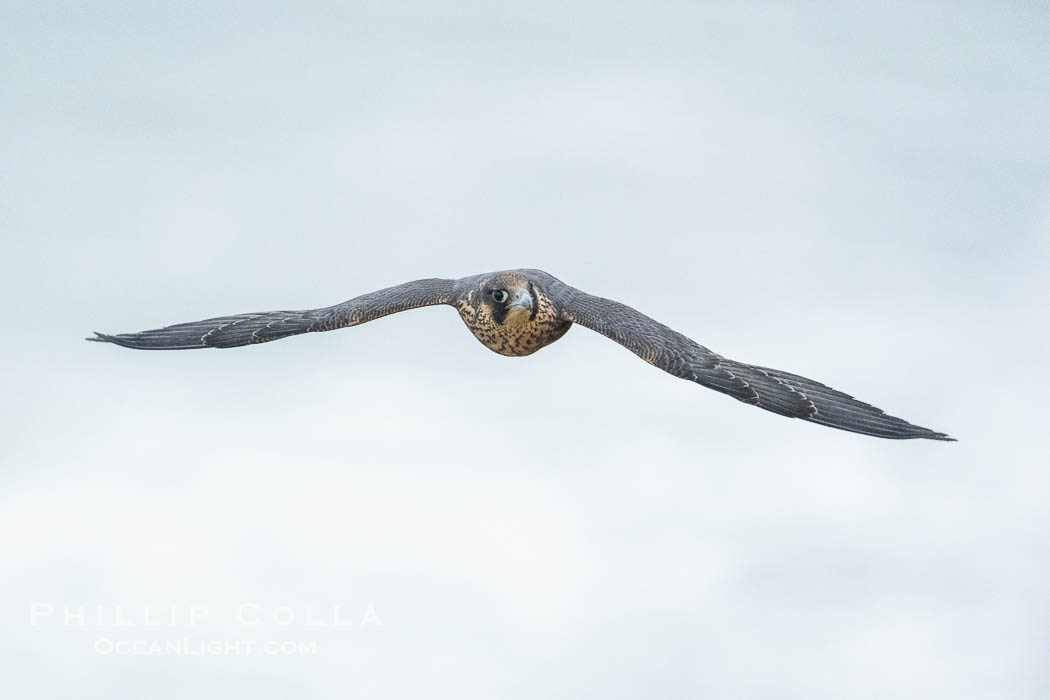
xmin=87 ymin=278 xmax=455 ymax=350
xmin=563 ymin=291 xmax=953 ymax=441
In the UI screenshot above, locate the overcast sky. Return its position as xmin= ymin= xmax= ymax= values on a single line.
xmin=1 ymin=1 xmax=1048 ymax=698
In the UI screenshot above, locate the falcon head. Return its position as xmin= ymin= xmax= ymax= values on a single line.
xmin=480 ymin=274 xmax=536 ymax=326
xmin=454 ymin=270 xmax=572 ymax=357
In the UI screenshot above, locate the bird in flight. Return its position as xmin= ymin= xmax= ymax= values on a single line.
xmin=88 ymin=269 xmax=953 ymax=441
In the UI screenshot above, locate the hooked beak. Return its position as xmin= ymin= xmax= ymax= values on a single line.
xmin=507 ymin=288 xmax=534 ymax=314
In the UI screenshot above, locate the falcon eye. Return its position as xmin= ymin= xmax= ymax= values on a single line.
xmin=491 ymin=289 xmax=509 ymax=304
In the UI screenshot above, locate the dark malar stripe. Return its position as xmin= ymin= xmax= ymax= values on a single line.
xmin=527 ymin=281 xmax=539 ymax=322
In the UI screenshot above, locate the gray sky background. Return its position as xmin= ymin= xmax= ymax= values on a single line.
xmin=1 ymin=1 xmax=1048 ymax=697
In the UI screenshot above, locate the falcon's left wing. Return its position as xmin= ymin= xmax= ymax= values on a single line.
xmin=562 ymin=289 xmax=954 ymax=441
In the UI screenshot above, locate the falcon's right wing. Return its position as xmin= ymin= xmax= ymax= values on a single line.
xmin=88 ymin=278 xmax=455 ymax=350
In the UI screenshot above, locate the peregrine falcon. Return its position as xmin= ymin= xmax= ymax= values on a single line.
xmin=88 ymin=269 xmax=953 ymax=441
